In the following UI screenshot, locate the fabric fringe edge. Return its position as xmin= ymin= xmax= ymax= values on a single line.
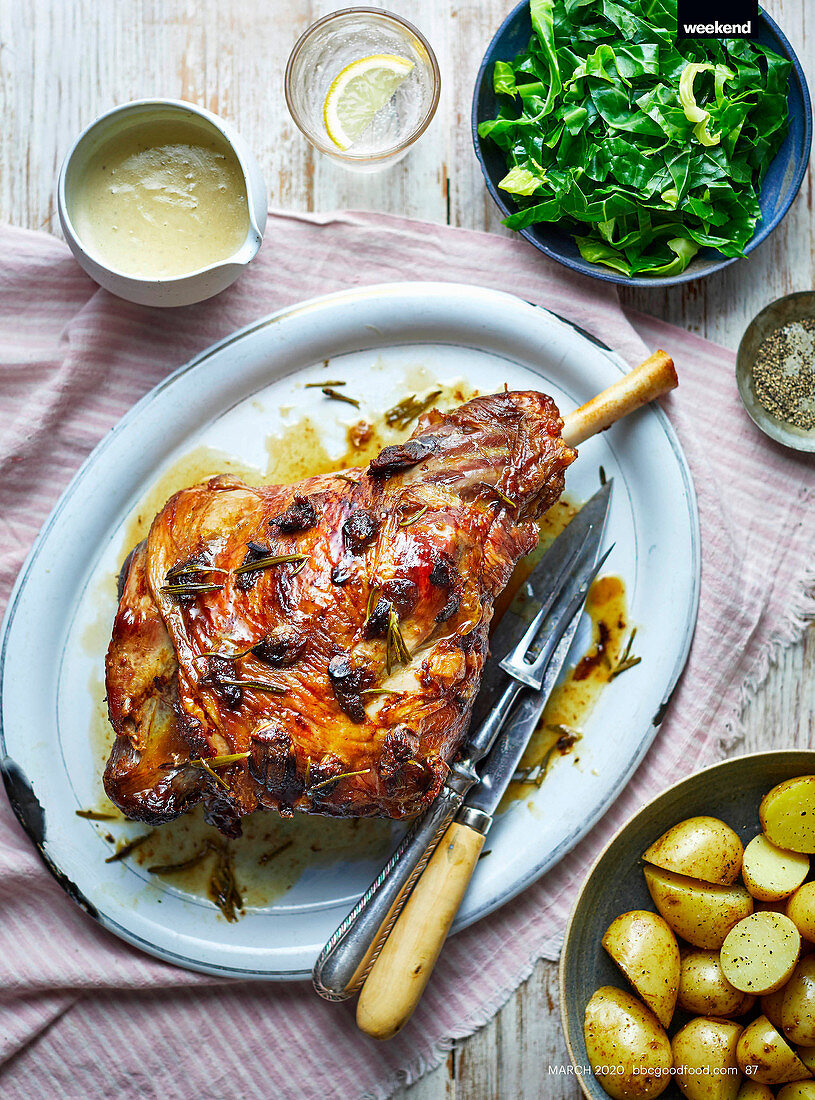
xmin=723 ymin=561 xmax=815 ymax=749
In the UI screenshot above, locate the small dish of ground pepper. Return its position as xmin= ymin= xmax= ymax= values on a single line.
xmin=737 ymin=291 xmax=815 ymax=452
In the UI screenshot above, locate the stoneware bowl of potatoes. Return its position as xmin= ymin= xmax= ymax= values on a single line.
xmin=561 ymin=750 xmax=815 ymax=1100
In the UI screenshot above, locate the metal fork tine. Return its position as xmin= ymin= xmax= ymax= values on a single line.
xmin=500 ymin=543 xmax=615 ymax=690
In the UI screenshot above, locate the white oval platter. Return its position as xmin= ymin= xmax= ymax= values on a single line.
xmin=0 ymin=283 xmax=699 ymax=979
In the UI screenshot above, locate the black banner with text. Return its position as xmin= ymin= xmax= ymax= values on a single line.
xmin=677 ymin=0 xmax=759 ymax=39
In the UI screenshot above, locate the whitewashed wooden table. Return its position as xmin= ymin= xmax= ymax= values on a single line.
xmin=1 ymin=2 xmax=813 ymax=1095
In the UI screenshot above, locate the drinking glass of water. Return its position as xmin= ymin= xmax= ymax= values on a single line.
xmin=285 ymin=8 xmax=441 ymax=171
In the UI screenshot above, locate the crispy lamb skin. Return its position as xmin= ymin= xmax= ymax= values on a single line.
xmin=104 ymin=391 xmax=575 ymax=833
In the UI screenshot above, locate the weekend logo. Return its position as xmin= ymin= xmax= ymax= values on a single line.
xmin=677 ymin=0 xmax=759 ymax=39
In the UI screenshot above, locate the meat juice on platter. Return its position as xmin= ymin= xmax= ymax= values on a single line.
xmin=86 ymin=374 xmax=631 ymax=920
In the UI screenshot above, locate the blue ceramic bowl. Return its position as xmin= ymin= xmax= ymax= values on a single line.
xmin=472 ymin=5 xmax=812 ymax=288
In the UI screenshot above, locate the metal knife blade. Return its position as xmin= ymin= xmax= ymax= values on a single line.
xmin=469 ymin=479 xmax=612 ymax=731
xmin=463 ymin=502 xmax=612 ymax=821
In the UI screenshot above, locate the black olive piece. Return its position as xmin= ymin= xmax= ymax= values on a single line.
xmin=235 ymin=542 xmax=271 ymax=592
xmin=429 ymin=557 xmax=457 ymax=588
xmin=327 ymin=654 xmax=369 ymax=723
xmin=201 ymin=656 xmax=243 ymax=709
xmin=331 ymin=561 xmax=354 ymax=586
xmin=436 ymin=589 xmax=462 ymax=623
xmin=364 ymin=597 xmax=392 ymax=639
xmin=248 ymin=725 xmax=304 ymax=806
xmin=271 ymin=495 xmax=317 ymax=533
xmin=251 ymin=634 xmax=307 ymax=667
xmin=380 ymin=577 xmax=419 ymax=616
xmin=342 ymin=508 xmax=379 ymax=551
xmin=368 ymin=438 xmax=435 ymax=479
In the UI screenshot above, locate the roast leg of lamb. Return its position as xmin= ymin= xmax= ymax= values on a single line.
xmin=104 ymin=352 xmax=676 ymax=836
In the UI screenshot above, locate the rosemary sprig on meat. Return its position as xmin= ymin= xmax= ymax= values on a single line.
xmin=187 ymin=752 xmax=250 ymax=793
xmin=232 ymin=553 xmax=309 ymax=576
xmin=308 ymin=768 xmax=371 ymax=794
xmin=385 ymin=606 xmax=411 ymax=674
xmin=194 ymin=752 xmax=251 ymax=768
xmin=385 ymin=389 xmax=442 ymax=430
xmin=333 ymin=473 xmax=360 ymax=486
xmin=398 ymin=505 xmax=429 ymax=527
xmin=165 ymin=564 xmax=228 ymax=580
xmin=205 ymin=680 xmax=286 ymax=694
xmin=160 ymin=582 xmax=225 ymax=596
xmin=478 ymin=482 xmax=516 ymax=509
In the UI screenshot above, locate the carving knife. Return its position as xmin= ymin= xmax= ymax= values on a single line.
xmin=312 ymin=481 xmax=613 ymax=1005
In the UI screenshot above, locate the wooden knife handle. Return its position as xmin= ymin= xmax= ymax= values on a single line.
xmin=562 ymin=349 xmax=677 ymax=447
xmin=356 ymin=820 xmax=485 ymax=1040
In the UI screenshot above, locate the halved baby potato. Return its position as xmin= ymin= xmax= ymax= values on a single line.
xmin=643 ymin=817 xmax=744 ymax=885
xmin=760 ymin=777 xmax=815 ymax=854
xmin=584 ymin=986 xmax=672 ymax=1099
xmin=678 ymin=950 xmax=748 ymax=1017
xmin=643 ymin=865 xmax=753 ymax=949
xmin=720 ymin=912 xmax=801 ymax=995
xmin=602 ymin=911 xmax=680 ymax=1028
xmin=742 ymin=834 xmax=810 ymax=901
xmin=736 ymin=1016 xmax=811 ymax=1084
xmin=776 ymin=1086 xmax=815 ymax=1100
xmin=736 ymin=1084 xmax=777 ymax=1100
xmin=787 ymin=883 xmax=815 ymax=943
xmin=781 ymin=956 xmax=815 ymax=1046
xmin=671 ymin=1016 xmax=742 ymax=1100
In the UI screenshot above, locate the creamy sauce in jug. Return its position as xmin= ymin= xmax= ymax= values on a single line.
xmin=70 ymin=118 xmax=250 ymax=278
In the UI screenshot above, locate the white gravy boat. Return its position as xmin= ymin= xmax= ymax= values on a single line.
xmin=57 ymin=99 xmax=268 ymax=308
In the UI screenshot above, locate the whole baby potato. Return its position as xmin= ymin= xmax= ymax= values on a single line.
xmin=796 ymin=1042 xmax=813 ymax=1069
xmin=742 ymin=834 xmax=810 ymax=902
xmin=584 ymin=986 xmax=672 ymax=1099
xmin=776 ymin=1086 xmax=815 ymax=1100
xmin=671 ymin=1016 xmax=742 ymax=1100
xmin=735 ymin=1084 xmax=776 ymax=1100
xmin=720 ymin=912 xmax=801 ymax=995
xmin=643 ymin=865 xmax=753 ymax=949
xmin=736 ymin=1016 xmax=811 ymax=1084
xmin=797 ymin=1046 xmax=815 ymax=1073
xmin=781 ymin=956 xmax=815 ymax=1046
xmin=602 ymin=911 xmax=680 ymax=1028
xmin=732 ymin=993 xmax=756 ymax=1017
xmin=644 ymin=817 xmax=744 ymax=885
xmin=760 ymin=777 xmax=815 ymax=854
xmin=678 ymin=951 xmax=747 ymax=1017
xmin=787 ymin=883 xmax=815 ymax=942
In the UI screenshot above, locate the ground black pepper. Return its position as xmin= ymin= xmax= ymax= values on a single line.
xmin=752 ymin=319 xmax=815 ymax=431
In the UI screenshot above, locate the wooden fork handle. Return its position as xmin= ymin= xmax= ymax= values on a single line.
xmin=356 ymin=820 xmax=485 ymax=1040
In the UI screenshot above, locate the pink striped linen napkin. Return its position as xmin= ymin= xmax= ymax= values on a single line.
xmin=1 ymin=211 xmax=813 ymax=1100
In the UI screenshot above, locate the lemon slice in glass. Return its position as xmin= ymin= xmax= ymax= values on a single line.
xmin=323 ymin=54 xmax=415 ymax=151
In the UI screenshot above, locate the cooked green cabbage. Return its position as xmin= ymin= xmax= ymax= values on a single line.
xmin=478 ymin=0 xmax=792 ymax=277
